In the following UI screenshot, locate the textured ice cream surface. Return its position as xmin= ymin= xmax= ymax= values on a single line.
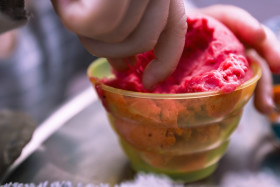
xmin=104 ymin=14 xmax=252 ymax=94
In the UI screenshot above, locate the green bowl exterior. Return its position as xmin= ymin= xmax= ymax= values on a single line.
xmin=88 ymin=58 xmax=261 ymax=182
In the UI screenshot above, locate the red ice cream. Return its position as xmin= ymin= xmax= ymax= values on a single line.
xmin=104 ymin=14 xmax=252 ymax=94
xmin=88 ymin=14 xmax=260 ymax=180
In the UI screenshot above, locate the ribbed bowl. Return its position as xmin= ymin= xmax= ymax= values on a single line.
xmin=87 ymin=58 xmax=261 ymax=182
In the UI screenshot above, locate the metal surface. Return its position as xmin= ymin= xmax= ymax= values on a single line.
xmin=1 ymin=87 xmax=97 ymax=183
xmin=2 ymin=87 xmax=280 ymax=186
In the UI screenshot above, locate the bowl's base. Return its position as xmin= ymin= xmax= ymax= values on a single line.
xmin=131 ymin=161 xmax=218 ymax=183
xmin=120 ymin=139 xmax=219 ymax=183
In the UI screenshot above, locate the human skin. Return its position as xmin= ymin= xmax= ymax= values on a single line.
xmin=51 ymin=0 xmax=187 ymax=91
xmin=104 ymin=14 xmax=252 ymax=94
xmin=197 ymin=5 xmax=280 ymax=114
xmin=0 ymin=2 xmax=278 ymax=113
xmin=40 ymin=2 xmax=280 ymax=114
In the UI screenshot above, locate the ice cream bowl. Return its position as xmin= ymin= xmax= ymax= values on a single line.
xmin=87 ymin=58 xmax=261 ymax=182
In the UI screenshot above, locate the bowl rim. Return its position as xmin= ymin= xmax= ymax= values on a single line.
xmin=87 ymin=58 xmax=262 ymax=99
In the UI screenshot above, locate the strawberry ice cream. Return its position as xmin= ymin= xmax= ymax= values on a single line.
xmin=103 ymin=14 xmax=252 ymax=94
xmin=87 ymin=13 xmax=261 ymax=182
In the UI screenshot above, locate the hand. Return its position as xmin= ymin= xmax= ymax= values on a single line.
xmin=51 ymin=0 xmax=187 ymax=90
xmin=196 ymin=5 xmax=280 ymax=115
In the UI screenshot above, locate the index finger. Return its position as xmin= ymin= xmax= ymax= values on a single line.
xmin=142 ymin=0 xmax=187 ymax=90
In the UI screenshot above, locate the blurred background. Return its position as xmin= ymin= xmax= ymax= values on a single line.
xmin=195 ymin=0 xmax=280 ymax=22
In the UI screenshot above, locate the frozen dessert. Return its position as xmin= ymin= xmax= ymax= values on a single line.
xmin=103 ymin=14 xmax=252 ymax=94
xmin=88 ymin=14 xmax=261 ymax=182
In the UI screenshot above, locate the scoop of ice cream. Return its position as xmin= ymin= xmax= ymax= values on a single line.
xmin=104 ymin=14 xmax=252 ymax=94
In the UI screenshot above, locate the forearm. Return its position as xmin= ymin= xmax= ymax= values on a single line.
xmin=0 ymin=0 xmax=28 ymax=34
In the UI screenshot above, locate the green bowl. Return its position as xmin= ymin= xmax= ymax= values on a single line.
xmin=87 ymin=58 xmax=261 ymax=182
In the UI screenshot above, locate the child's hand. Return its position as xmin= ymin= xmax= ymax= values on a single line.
xmin=51 ymin=0 xmax=187 ymax=90
xmin=199 ymin=5 xmax=280 ymax=114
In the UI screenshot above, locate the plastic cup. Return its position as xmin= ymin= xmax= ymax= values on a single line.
xmin=87 ymin=58 xmax=261 ymax=182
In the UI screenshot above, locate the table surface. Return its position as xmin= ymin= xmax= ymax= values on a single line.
xmin=2 ymin=87 xmax=280 ymax=186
